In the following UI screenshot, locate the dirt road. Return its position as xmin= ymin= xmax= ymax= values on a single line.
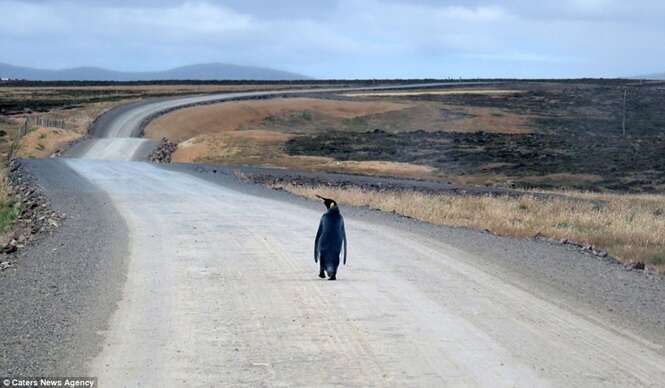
xmin=4 ymin=85 xmax=665 ymax=387
xmin=62 ymin=158 xmax=665 ymax=387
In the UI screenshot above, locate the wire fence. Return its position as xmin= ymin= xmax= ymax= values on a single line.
xmin=8 ymin=116 xmax=66 ymax=161
xmin=24 ymin=116 xmax=65 ymax=130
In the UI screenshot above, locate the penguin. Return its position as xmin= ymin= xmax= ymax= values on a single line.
xmin=314 ymin=195 xmax=347 ymax=280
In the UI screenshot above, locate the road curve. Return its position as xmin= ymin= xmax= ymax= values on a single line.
xmin=7 ymin=84 xmax=665 ymax=386
xmin=67 ymin=82 xmax=485 ymax=161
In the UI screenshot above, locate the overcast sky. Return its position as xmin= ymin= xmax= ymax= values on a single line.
xmin=2 ymin=0 xmax=664 ymax=78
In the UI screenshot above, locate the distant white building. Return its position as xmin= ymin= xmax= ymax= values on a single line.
xmin=0 ymin=77 xmax=9 ymax=81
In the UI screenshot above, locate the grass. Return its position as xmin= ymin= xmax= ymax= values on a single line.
xmin=0 ymin=168 xmax=19 ymax=234
xmin=278 ymin=184 xmax=665 ymax=272
xmin=0 ymin=200 xmax=19 ymax=233
xmin=342 ymin=116 xmax=369 ymax=130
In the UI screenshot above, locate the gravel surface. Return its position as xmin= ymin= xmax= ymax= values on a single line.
xmin=44 ymin=157 xmax=663 ymax=386
xmin=0 ymin=158 xmax=129 ymax=375
xmin=166 ymin=161 xmax=665 ymax=351
xmin=2 ymin=157 xmax=664 ymax=384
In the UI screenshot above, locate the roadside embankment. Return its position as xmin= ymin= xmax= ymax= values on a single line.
xmin=0 ymin=159 xmax=64 ymax=270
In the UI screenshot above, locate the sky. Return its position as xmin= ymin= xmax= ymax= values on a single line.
xmin=1 ymin=0 xmax=664 ymax=78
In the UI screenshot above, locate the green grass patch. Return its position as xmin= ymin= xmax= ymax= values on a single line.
xmin=342 ymin=116 xmax=368 ymax=130
xmin=0 ymin=200 xmax=20 ymax=233
xmin=650 ymin=254 xmax=665 ymax=266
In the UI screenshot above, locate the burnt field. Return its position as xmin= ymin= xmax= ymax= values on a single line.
xmin=286 ymin=80 xmax=665 ymax=192
xmin=287 ymin=129 xmax=665 ymax=192
xmin=409 ymin=81 xmax=665 ymax=136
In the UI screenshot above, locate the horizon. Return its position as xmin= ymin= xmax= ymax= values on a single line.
xmin=0 ymin=61 xmax=659 ymax=80
xmin=2 ymin=1 xmax=665 ymax=79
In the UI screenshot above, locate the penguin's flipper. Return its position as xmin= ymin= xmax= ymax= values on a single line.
xmin=342 ymin=219 xmax=347 ymax=265
xmin=314 ymin=220 xmax=322 ymax=262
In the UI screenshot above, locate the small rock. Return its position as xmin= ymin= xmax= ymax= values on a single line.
xmin=632 ymin=262 xmax=645 ymax=270
xmin=2 ymin=239 xmax=18 ymax=254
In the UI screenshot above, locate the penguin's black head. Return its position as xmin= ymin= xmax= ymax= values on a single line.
xmin=315 ymin=194 xmax=337 ymax=209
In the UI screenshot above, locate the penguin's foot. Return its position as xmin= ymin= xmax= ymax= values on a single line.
xmin=318 ymin=272 xmax=326 ymax=279
xmin=328 ymin=275 xmax=337 ymax=281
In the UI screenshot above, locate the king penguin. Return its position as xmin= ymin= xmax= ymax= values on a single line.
xmin=314 ymin=195 xmax=347 ymax=280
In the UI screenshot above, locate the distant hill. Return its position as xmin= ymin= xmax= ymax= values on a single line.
xmin=0 ymin=62 xmax=310 ymax=81
xmin=635 ymin=72 xmax=665 ymax=80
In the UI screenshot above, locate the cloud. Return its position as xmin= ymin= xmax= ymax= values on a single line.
xmin=1 ymin=0 xmax=664 ymax=77
xmin=108 ymin=2 xmax=255 ymax=34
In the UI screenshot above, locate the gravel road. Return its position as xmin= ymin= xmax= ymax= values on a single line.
xmin=3 ymin=85 xmax=665 ymax=387
xmin=61 ymin=158 xmax=665 ymax=387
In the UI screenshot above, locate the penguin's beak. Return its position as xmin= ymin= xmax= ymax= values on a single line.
xmin=315 ymin=194 xmax=335 ymax=209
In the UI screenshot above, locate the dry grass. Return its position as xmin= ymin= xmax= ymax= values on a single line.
xmin=279 ymin=184 xmax=665 ymax=272
xmin=145 ymin=97 xmax=412 ymax=142
xmin=150 ymin=97 xmax=436 ymax=177
xmin=146 ymin=95 xmax=530 ymax=180
xmin=446 ymin=173 xmax=604 ymax=189
xmin=16 ymin=127 xmax=81 ymax=158
xmin=175 ymin=131 xmax=436 ymax=178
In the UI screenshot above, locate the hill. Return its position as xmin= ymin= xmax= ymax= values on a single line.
xmin=0 ymin=62 xmax=310 ymax=81
xmin=636 ymin=72 xmax=665 ymax=80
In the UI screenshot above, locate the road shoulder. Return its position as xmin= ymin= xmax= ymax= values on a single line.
xmin=0 ymin=158 xmax=129 ymax=375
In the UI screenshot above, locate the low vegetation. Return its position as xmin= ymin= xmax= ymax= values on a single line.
xmin=0 ymin=167 xmax=19 ymax=234
xmin=0 ymin=118 xmax=18 ymax=234
xmin=280 ymin=184 xmax=665 ymax=272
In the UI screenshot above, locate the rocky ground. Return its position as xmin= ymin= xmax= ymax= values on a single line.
xmin=0 ymin=159 xmax=63 ymax=271
xmin=148 ymin=137 xmax=177 ymax=163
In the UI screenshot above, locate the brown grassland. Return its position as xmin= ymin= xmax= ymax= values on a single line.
xmin=145 ymin=97 xmax=440 ymax=177
xmin=145 ymin=97 xmax=413 ymax=142
xmin=145 ymin=89 xmax=530 ymax=177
